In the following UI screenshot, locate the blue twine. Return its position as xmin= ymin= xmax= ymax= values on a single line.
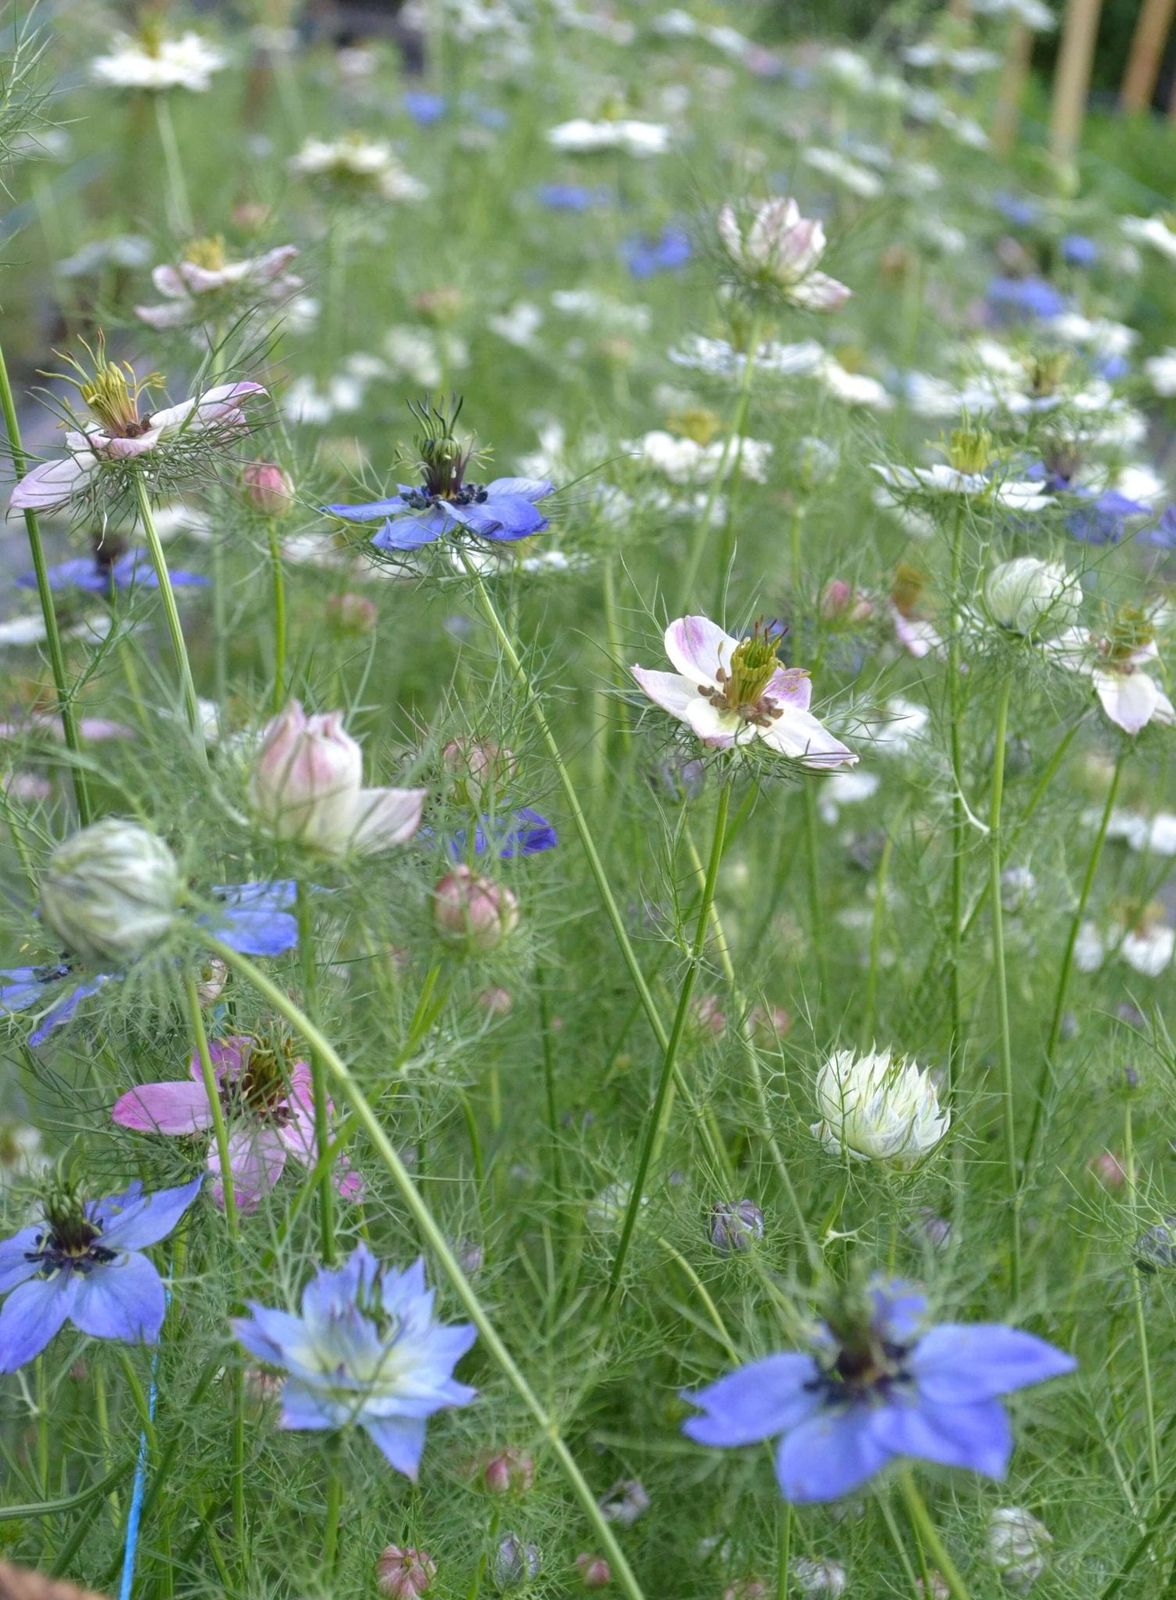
xmin=118 ymin=1288 xmax=168 ymax=1600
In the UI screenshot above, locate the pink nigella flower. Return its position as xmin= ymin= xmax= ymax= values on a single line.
xmin=112 ymin=1035 xmax=363 ymax=1213
xmin=136 ymin=241 xmax=302 ymax=330
xmin=718 ymin=198 xmax=851 ymax=310
xmin=632 ymin=615 xmax=857 ymax=768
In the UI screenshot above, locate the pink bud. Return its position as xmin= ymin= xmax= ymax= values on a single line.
xmin=326 ymin=592 xmax=378 ymax=634
xmin=484 ymin=1448 xmax=535 ymax=1495
xmin=376 ymin=1546 xmax=436 ymax=1599
xmin=478 ymin=985 xmax=514 ymax=1016
xmin=441 ymin=737 xmax=517 ymax=800
xmin=576 ymin=1554 xmax=612 ymax=1589
xmin=243 ymin=461 xmax=295 ymax=516
xmin=250 ymin=701 xmax=363 ymax=853
xmin=723 ymin=1583 xmax=768 ymax=1600
xmin=749 ymin=1003 xmax=792 ymax=1042
xmin=432 ymin=866 xmax=519 ymax=951
xmin=820 ymin=579 xmax=874 ymax=623
xmin=690 ymin=993 xmax=726 ymax=1038
xmin=1088 ymin=1151 xmax=1126 ymax=1190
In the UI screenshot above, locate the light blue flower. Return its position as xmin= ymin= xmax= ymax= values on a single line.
xmin=682 ymin=1279 xmax=1076 ymax=1502
xmin=232 ymin=1245 xmax=476 ymax=1478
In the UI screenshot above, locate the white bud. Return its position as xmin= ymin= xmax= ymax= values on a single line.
xmin=812 ymin=1047 xmax=949 ymax=1167
xmin=39 ymin=819 xmax=181 ymax=967
xmin=987 ymin=1507 xmax=1052 ymax=1592
xmin=984 ymin=557 xmax=1082 ymax=638
xmin=791 ymin=1558 xmax=848 ymax=1597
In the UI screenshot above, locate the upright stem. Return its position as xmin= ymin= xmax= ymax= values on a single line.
xmin=267 ymin=521 xmax=289 ymax=715
xmin=459 ymin=555 xmax=731 ymax=1183
xmin=803 ymin=784 xmax=827 ymax=1007
xmin=0 ymin=341 xmax=91 ymax=825
xmin=322 ymin=1449 xmax=343 ymax=1575
xmin=896 ymin=1469 xmax=974 ymax=1600
xmin=183 ymin=973 xmax=239 ymax=1239
xmin=153 ymin=94 xmax=194 ymax=235
xmin=608 ymin=779 xmax=732 ymax=1298
xmin=1123 ymin=1097 xmax=1160 ymax=1486
xmin=988 ymin=674 xmax=1020 ymax=1299
xmin=135 ymin=475 xmax=206 ymax=757
xmin=205 ymin=937 xmax=649 ymax=1600
xmin=297 ymin=879 xmax=336 ymax=1265
xmin=946 ymin=502 xmax=967 ymax=1098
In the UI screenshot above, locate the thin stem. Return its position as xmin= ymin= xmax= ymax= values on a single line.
xmin=153 ymin=94 xmax=194 ymax=235
xmin=267 ymin=521 xmax=288 ymax=715
xmin=183 ymin=972 xmax=240 ymax=1240
xmin=135 ymin=474 xmax=206 ymax=756
xmin=803 ymin=783 xmax=827 ymax=1006
xmin=607 ymin=779 xmax=732 ymax=1298
xmin=776 ymin=1502 xmax=792 ymax=1600
xmin=864 ymin=819 xmax=898 ymax=1045
xmin=0 ymin=340 xmax=91 ymax=825
xmin=459 ymin=554 xmax=731 ymax=1184
xmin=896 ymin=1469 xmax=973 ymax=1600
xmin=789 ymin=502 xmax=806 ymax=595
xmin=1124 ymin=1098 xmax=1160 ymax=1486
xmin=988 ymin=674 xmax=1020 ymax=1300
xmin=297 ymin=880 xmax=337 ymax=1265
xmin=323 ymin=1449 xmax=343 ymax=1575
xmin=536 ymin=959 xmax=564 ymax=1191
xmin=205 ymin=937 xmax=649 ymax=1600
xmin=946 ymin=502 xmax=967 ymax=1099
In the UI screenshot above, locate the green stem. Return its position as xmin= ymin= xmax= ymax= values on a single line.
xmin=153 ymin=93 xmax=194 ymax=235
xmin=607 ymin=779 xmax=732 ymax=1298
xmin=323 ymin=1449 xmax=343 ymax=1575
xmin=803 ymin=783 xmax=827 ymax=1006
xmin=183 ymin=972 xmax=240 ymax=1239
xmin=459 ymin=554 xmax=731 ymax=1183
xmin=297 ymin=879 xmax=337 ymax=1264
xmin=1124 ymin=1098 xmax=1160 ymax=1485
xmin=946 ymin=502 xmax=967 ymax=1099
xmin=789 ymin=503 xmax=806 ymax=595
xmin=776 ymin=1502 xmax=792 ymax=1600
xmin=863 ymin=818 xmax=898 ymax=1045
xmin=896 ymin=1469 xmax=973 ymax=1600
xmin=267 ymin=520 xmax=288 ymax=715
xmin=988 ymin=674 xmax=1020 ymax=1300
xmin=0 ymin=340 xmax=91 ymax=825
xmin=134 ymin=474 xmax=206 ymax=755
xmin=205 ymin=937 xmax=649 ymax=1600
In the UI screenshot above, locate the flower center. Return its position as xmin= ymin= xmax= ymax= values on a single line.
xmin=698 ymin=620 xmax=787 ymax=726
xmin=27 ymin=1195 xmax=116 ymax=1277
xmin=185 ymin=235 xmax=227 ymax=272
xmin=1027 ymin=351 xmax=1069 ymax=398
xmin=223 ymin=1038 xmax=296 ymax=1123
xmin=891 ymin=562 xmax=926 ymax=619
xmin=1104 ymin=604 xmax=1154 ymax=667
xmin=947 ymin=424 xmax=993 ymax=476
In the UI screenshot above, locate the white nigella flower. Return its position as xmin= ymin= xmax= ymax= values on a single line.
xmin=633 ymin=430 xmax=771 ymax=485
xmin=717 ymin=198 xmax=851 ymax=310
xmin=0 ymin=1121 xmax=48 ymax=1188
xmin=984 ymin=558 xmax=1083 ymax=639
xmin=1144 ymin=348 xmax=1176 ymax=397
xmin=668 ymin=334 xmax=826 ymax=380
xmin=901 ymin=42 xmax=1001 ymax=72
xmin=872 ymin=424 xmax=1054 ymax=510
xmin=1122 ymin=214 xmax=1176 ymax=264
xmin=971 ymin=0 xmax=1056 ymax=28
xmin=488 ymin=302 xmax=545 ymax=349
xmin=290 ymin=137 xmax=427 ymax=200
xmin=817 ymin=356 xmax=892 ymax=409
xmin=135 ymin=241 xmax=301 ymax=330
xmin=1048 ymin=610 xmax=1174 ymax=734
xmin=546 ymin=118 xmax=671 ymax=156
xmin=812 ymin=1047 xmax=949 ymax=1167
xmin=1075 ymin=913 xmax=1176 ymax=978
xmin=803 ymin=146 xmax=885 ymax=199
xmin=632 ymin=615 xmax=856 ymax=768
xmin=91 ymin=30 xmax=227 ymax=92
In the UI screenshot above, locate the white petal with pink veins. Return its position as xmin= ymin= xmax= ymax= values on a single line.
xmin=765 ymin=665 xmax=812 ymax=710
xmin=351 ymin=786 xmax=428 ymax=854
xmin=759 ymin=705 xmax=858 ymax=768
xmin=631 ymin=667 xmax=700 ymax=721
xmin=664 ymin=614 xmax=732 ymax=683
xmin=9 ymin=451 xmax=97 ymax=510
xmin=1093 ymin=669 xmax=1158 ymax=734
xmin=685 ymin=696 xmax=744 ymax=747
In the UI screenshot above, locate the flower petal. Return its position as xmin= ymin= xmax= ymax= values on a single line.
xmin=9 ymin=453 xmax=95 ymax=511
xmin=681 ymin=1353 xmax=822 ymax=1446
xmin=0 ymin=1226 xmax=45 ymax=1293
xmin=631 ymin=666 xmax=699 ymax=722
xmin=1093 ymin=670 xmax=1158 ymax=734
xmin=870 ymin=1395 xmax=1012 ymax=1479
xmin=112 ymin=1081 xmax=213 ymax=1135
xmin=371 ymin=511 xmax=447 ymax=551
xmin=911 ymin=1325 xmax=1077 ymax=1403
xmin=352 ymin=787 xmax=428 ymax=853
xmin=321 ymin=496 xmax=406 ymax=523
xmin=664 ymin=615 xmax=732 ymax=682
xmin=774 ymin=1404 xmax=895 ymax=1502
xmin=210 ymin=1127 xmax=287 ymax=1212
xmin=0 ymin=1275 xmax=75 ymax=1371
xmin=99 ymin=1175 xmax=202 ymax=1251
xmin=71 ymin=1253 xmax=166 ymax=1344
xmin=758 ymin=705 xmax=858 ymax=769
xmin=364 ymin=1415 xmax=428 ymax=1479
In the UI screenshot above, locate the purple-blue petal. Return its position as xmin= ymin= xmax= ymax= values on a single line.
xmin=206 ymin=908 xmax=298 ymax=956
xmin=29 ymin=974 xmax=118 ymax=1045
xmin=681 ymin=1352 xmax=821 ymax=1447
xmin=0 ymin=1226 xmax=45 ymax=1293
xmin=99 ymin=1175 xmax=202 ymax=1251
xmin=0 ymin=968 xmax=54 ymax=1014
xmin=0 ymin=1275 xmax=75 ymax=1371
xmin=371 ymin=511 xmax=448 ymax=551
xmin=364 ymin=1414 xmax=428 ymax=1479
xmin=871 ymin=1395 xmax=1013 ymax=1479
xmin=774 ymin=1402 xmax=895 ymax=1502
xmin=321 ymin=496 xmax=408 ymax=523
xmin=70 ymin=1252 xmax=166 ymax=1344
xmin=486 ymin=477 xmax=554 ymax=503
xmin=910 ymin=1324 xmax=1077 ymax=1403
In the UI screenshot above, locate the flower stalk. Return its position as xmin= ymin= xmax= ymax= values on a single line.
xmin=134 ymin=473 xmax=206 ymax=755
xmin=987 ymin=673 xmax=1021 ymax=1299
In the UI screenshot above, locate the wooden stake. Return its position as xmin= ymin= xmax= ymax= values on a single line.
xmin=992 ymin=19 xmax=1034 ymax=157
xmin=1049 ymin=0 xmax=1106 ymax=168
xmin=1121 ymin=0 xmax=1176 ymax=112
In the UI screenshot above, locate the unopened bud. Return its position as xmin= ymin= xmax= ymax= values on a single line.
xmin=442 ymin=737 xmax=518 ymax=804
xmin=433 ymin=867 xmax=519 ymax=951
xmin=915 ymin=1576 xmax=950 ymax=1600
xmin=987 ymin=1507 xmax=1052 ymax=1592
xmin=478 ymin=985 xmax=513 ymax=1016
xmin=1088 ymin=1151 xmax=1126 ymax=1190
xmin=243 ymin=461 xmax=295 ymax=516
xmin=749 ymin=1003 xmax=793 ymax=1043
xmin=484 ymin=1448 xmax=535 ymax=1495
xmin=690 ymin=993 xmax=726 ymax=1037
xmin=710 ymin=1199 xmax=764 ymax=1255
xmin=376 ymin=1545 xmax=436 ymax=1598
xmin=326 ymin=592 xmax=379 ymax=634
xmin=984 ymin=557 xmax=1082 ymax=639
xmin=196 ymin=957 xmax=229 ymax=1006
xmin=40 ymin=819 xmax=181 ymax=968
xmin=493 ymin=1534 xmax=540 ymax=1592
xmin=791 ymin=1558 xmax=847 ymax=1597
xmin=820 ymin=579 xmax=874 ymax=623
xmin=576 ymin=1554 xmax=611 ymax=1590
xmin=598 ymin=1478 xmax=649 ymax=1526
xmin=1134 ymin=1215 xmax=1176 ymax=1272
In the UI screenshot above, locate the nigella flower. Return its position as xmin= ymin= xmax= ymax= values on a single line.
xmin=632 ymin=615 xmax=857 ymax=769
xmin=623 ymin=225 xmax=692 ymax=280
xmin=986 ymin=276 xmax=1067 ymax=323
xmin=681 ymin=1278 xmax=1075 ymax=1502
xmin=8 ymin=338 xmax=265 ymax=514
xmin=322 ymin=400 xmax=553 ymax=553
xmin=1047 ymin=607 xmax=1174 ymax=733
xmin=0 ymin=880 xmax=298 ymax=1045
xmin=18 ymin=540 xmax=207 ymax=595
xmin=448 ymin=806 xmax=558 ymax=860
xmin=0 ymin=1176 xmax=201 ymax=1372
xmin=536 ymin=183 xmax=610 ymax=211
xmin=403 ymin=90 xmax=447 ymax=124
xmin=112 ymin=1034 xmax=363 ymax=1212
xmin=232 ymin=1246 xmax=476 ymax=1477
xmin=135 ymin=239 xmax=302 ymax=331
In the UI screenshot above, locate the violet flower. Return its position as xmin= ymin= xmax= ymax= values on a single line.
xmin=682 ymin=1279 xmax=1075 ymax=1502
xmin=0 ymin=1176 xmax=201 ymax=1371
xmin=112 ymin=1035 xmax=363 ymax=1212
xmin=18 ymin=548 xmax=207 ymax=594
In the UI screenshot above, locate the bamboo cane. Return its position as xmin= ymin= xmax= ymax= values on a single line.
xmin=1049 ymin=0 xmax=1106 ymax=168
xmin=993 ymin=19 xmax=1035 ymax=157
xmin=1121 ymin=0 xmax=1176 ymax=112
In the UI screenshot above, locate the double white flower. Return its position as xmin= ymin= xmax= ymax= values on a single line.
xmin=717 ymin=198 xmax=851 ymax=311
xmin=812 ymin=1048 xmax=949 ymax=1168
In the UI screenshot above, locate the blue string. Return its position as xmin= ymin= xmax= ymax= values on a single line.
xmin=118 ymin=1289 xmax=168 ymax=1600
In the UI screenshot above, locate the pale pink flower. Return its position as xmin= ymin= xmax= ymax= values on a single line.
xmin=718 ymin=198 xmax=851 ymax=310
xmin=632 ymin=615 xmax=856 ymax=768
xmin=111 ymin=1035 xmax=363 ymax=1212
xmin=1048 ymin=625 xmax=1174 ymax=734
xmin=136 ymin=244 xmax=302 ymax=330
xmin=249 ymin=701 xmax=427 ymax=857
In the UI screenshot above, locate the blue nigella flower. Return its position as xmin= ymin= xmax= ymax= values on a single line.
xmin=0 ymin=880 xmax=298 ymax=1044
xmin=536 ymin=183 xmax=610 ymax=212
xmin=232 ymin=1245 xmax=476 ymax=1478
xmin=1141 ymin=505 xmax=1176 ymax=549
xmin=986 ymin=275 xmax=1067 ymax=322
xmin=453 ymin=806 xmax=558 ymax=860
xmin=0 ymin=1176 xmax=201 ymax=1372
xmin=681 ymin=1278 xmax=1076 ymax=1502
xmin=403 ymin=90 xmax=447 ymax=124
xmin=1061 ymin=233 xmax=1099 ymax=267
xmin=993 ymin=191 xmax=1041 ymax=228
xmin=19 ymin=550 xmax=208 ymax=595
xmin=323 ymin=399 xmax=553 ymax=554
xmin=623 ymin=225 xmax=692 ymax=279
xmin=1036 ymin=464 xmax=1150 ymax=545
